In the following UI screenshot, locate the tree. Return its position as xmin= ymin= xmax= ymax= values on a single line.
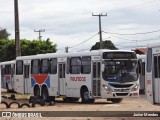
xmin=90 ymin=40 xmax=118 ymax=50
xmin=21 ymin=39 xmax=57 ymax=56
xmin=0 ymin=39 xmax=57 ymax=62
xmin=0 ymin=28 xmax=10 ymax=40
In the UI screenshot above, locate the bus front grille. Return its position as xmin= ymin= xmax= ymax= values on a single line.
xmin=115 ymin=93 xmax=129 ymax=96
xmin=109 ymin=83 xmax=133 ymax=88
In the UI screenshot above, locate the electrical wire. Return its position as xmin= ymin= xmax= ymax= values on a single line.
xmin=68 ymin=32 xmax=99 ymax=49
xmin=106 ymin=34 xmax=160 ymax=42
xmin=103 ymin=29 xmax=160 ymax=35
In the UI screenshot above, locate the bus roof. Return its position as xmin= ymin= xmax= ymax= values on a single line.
xmin=147 ymin=42 xmax=160 ymax=48
xmin=0 ymin=60 xmax=15 ymax=65
xmin=16 ymin=49 xmax=134 ymax=60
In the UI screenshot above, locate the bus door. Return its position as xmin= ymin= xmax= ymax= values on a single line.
xmin=58 ymin=62 xmax=66 ymax=95
xmin=23 ymin=60 xmax=31 ymax=94
xmin=153 ymin=55 xmax=160 ymax=103
xmin=11 ymin=64 xmax=15 ymax=90
xmin=92 ymin=61 xmax=101 ymax=97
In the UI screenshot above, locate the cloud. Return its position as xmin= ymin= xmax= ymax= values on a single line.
xmin=0 ymin=0 xmax=160 ymax=52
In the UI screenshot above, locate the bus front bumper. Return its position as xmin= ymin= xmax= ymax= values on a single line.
xmin=101 ymin=90 xmax=139 ymax=98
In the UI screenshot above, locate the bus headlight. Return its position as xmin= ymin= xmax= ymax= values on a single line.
xmin=131 ymin=84 xmax=139 ymax=91
xmin=102 ymin=84 xmax=113 ymax=91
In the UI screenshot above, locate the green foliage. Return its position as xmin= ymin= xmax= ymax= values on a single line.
xmin=90 ymin=40 xmax=118 ymax=50
xmin=0 ymin=28 xmax=10 ymax=40
xmin=0 ymin=39 xmax=57 ymax=62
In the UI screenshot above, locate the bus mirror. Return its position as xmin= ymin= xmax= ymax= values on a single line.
xmin=101 ymin=64 xmax=105 ymax=72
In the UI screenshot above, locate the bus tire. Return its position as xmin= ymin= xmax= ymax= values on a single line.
xmin=89 ymin=99 xmax=95 ymax=103
xmin=63 ymin=97 xmax=70 ymax=102
xmin=41 ymin=87 xmax=49 ymax=101
xmin=81 ymin=88 xmax=90 ymax=103
xmin=48 ymin=101 xmax=56 ymax=106
xmin=32 ymin=100 xmax=45 ymax=107
xmin=20 ymin=103 xmax=31 ymax=108
xmin=9 ymin=102 xmax=21 ymax=108
xmin=110 ymin=98 xmax=123 ymax=103
xmin=49 ymin=96 xmax=55 ymax=102
xmin=1 ymin=101 xmax=9 ymax=108
xmin=34 ymin=86 xmax=40 ymax=98
xmin=29 ymin=96 xmax=37 ymax=103
xmin=10 ymin=94 xmax=16 ymax=100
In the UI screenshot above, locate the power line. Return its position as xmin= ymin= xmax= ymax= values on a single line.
xmin=68 ymin=32 xmax=99 ymax=49
xmin=108 ymin=0 xmax=160 ymax=13
xmin=106 ymin=33 xmax=160 ymax=41
xmin=103 ymin=29 xmax=160 ymax=35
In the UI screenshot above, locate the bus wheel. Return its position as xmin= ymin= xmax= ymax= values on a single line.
xmin=81 ymin=89 xmax=90 ymax=103
xmin=34 ymin=86 xmax=40 ymax=98
xmin=63 ymin=97 xmax=70 ymax=102
xmin=42 ymin=87 xmax=49 ymax=101
xmin=89 ymin=99 xmax=95 ymax=103
xmin=110 ymin=98 xmax=123 ymax=103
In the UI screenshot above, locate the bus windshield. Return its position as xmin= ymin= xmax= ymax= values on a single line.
xmin=102 ymin=60 xmax=138 ymax=82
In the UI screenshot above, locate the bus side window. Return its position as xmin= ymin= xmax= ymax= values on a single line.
xmin=5 ymin=65 xmax=11 ymax=75
xmin=158 ymin=56 xmax=160 ymax=78
xmin=31 ymin=59 xmax=40 ymax=74
xmin=142 ymin=62 xmax=145 ymax=75
xmin=81 ymin=56 xmax=91 ymax=74
xmin=16 ymin=61 xmax=23 ymax=75
xmin=154 ymin=56 xmax=158 ymax=78
xmin=41 ymin=59 xmax=49 ymax=74
xmin=50 ymin=58 xmax=57 ymax=74
xmin=66 ymin=57 xmax=70 ymax=74
xmin=147 ymin=48 xmax=152 ymax=72
xmin=138 ymin=60 xmax=141 ymax=75
xmin=70 ymin=57 xmax=81 ymax=74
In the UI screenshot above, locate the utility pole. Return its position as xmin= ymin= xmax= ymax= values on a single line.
xmin=14 ymin=0 xmax=21 ymax=57
xmin=34 ymin=29 xmax=45 ymax=40
xmin=92 ymin=13 xmax=107 ymax=49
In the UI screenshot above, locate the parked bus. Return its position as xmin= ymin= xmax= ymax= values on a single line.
xmin=0 ymin=63 xmax=1 ymax=103
xmin=146 ymin=42 xmax=160 ymax=104
xmin=14 ymin=50 xmax=139 ymax=103
xmin=137 ymin=54 xmax=146 ymax=94
xmin=0 ymin=60 xmax=15 ymax=92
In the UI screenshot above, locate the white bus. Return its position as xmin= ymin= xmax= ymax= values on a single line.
xmin=14 ymin=50 xmax=139 ymax=103
xmin=0 ymin=60 xmax=15 ymax=92
xmin=146 ymin=42 xmax=160 ymax=104
xmin=0 ymin=63 xmax=1 ymax=103
xmin=137 ymin=54 xmax=146 ymax=93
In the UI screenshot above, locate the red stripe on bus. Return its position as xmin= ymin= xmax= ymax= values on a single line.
xmin=31 ymin=74 xmax=48 ymax=84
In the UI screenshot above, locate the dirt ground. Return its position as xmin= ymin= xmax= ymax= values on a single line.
xmin=0 ymin=90 xmax=160 ymax=120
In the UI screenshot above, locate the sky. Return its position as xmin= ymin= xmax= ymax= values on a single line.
xmin=0 ymin=0 xmax=160 ymax=53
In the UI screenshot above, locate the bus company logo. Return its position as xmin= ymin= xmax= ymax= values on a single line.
xmin=70 ymin=77 xmax=86 ymax=81
xmin=2 ymin=112 xmax=11 ymax=117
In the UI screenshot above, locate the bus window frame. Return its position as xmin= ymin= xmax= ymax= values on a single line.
xmin=16 ymin=60 xmax=23 ymax=75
